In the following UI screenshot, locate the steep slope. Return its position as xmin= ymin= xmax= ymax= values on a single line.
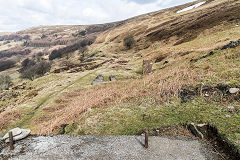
xmin=0 ymin=0 xmax=240 ymax=155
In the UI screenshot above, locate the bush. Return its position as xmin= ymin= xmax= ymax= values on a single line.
xmin=0 ymin=49 xmax=31 ymax=59
xmin=34 ymin=61 xmax=51 ymax=76
xmin=0 ymin=75 xmax=12 ymax=90
xmin=49 ymin=37 xmax=95 ymax=60
xmin=19 ymin=58 xmax=35 ymax=73
xmin=49 ymin=50 xmax=62 ymax=60
xmin=0 ymin=60 xmax=16 ymax=71
xmin=20 ymin=60 xmax=51 ymax=80
xmin=123 ymin=35 xmax=135 ymax=49
xmin=21 ymin=58 xmax=35 ymax=68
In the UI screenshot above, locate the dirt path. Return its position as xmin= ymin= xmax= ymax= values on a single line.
xmin=1 ymin=135 xmax=223 ymax=160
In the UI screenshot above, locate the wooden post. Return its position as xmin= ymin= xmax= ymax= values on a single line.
xmin=142 ymin=60 xmax=153 ymax=75
xmin=145 ymin=130 xmax=149 ymax=149
xmin=9 ymin=131 xmax=14 ymax=150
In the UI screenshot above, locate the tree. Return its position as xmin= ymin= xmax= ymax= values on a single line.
xmin=20 ymin=59 xmax=51 ymax=80
xmin=0 ymin=60 xmax=16 ymax=71
xmin=123 ymin=35 xmax=135 ymax=49
xmin=49 ymin=50 xmax=62 ymax=60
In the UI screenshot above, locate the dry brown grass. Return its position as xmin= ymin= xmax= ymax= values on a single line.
xmin=0 ymin=109 xmax=21 ymax=130
xmin=32 ymin=61 xmax=202 ymax=134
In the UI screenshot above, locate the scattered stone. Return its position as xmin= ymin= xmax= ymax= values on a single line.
xmin=142 ymin=60 xmax=153 ymax=75
xmin=163 ymin=60 xmax=169 ymax=64
xmin=190 ymin=51 xmax=215 ymax=63
xmin=109 ymin=75 xmax=116 ymax=82
xmin=221 ymin=39 xmax=240 ymax=50
xmin=229 ymin=88 xmax=240 ymax=94
xmin=227 ymin=106 xmax=236 ymax=113
xmin=189 ymin=123 xmax=204 ymax=139
xmin=155 ymin=55 xmax=167 ymax=63
xmin=204 ymin=93 xmax=209 ymax=97
xmin=226 ymin=115 xmax=231 ymax=118
xmin=179 ymin=89 xmax=196 ymax=103
xmin=91 ymin=75 xmax=105 ymax=85
xmin=88 ymin=53 xmax=96 ymax=58
xmin=11 ymin=83 xmax=27 ymax=90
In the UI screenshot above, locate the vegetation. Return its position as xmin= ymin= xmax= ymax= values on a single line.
xmin=0 ymin=0 xmax=240 ymax=153
xmin=0 ymin=60 xmax=16 ymax=71
xmin=20 ymin=59 xmax=51 ymax=80
xmin=49 ymin=38 xmax=94 ymax=60
xmin=0 ymin=49 xmax=31 ymax=59
xmin=123 ymin=35 xmax=135 ymax=49
xmin=0 ymin=75 xmax=12 ymax=90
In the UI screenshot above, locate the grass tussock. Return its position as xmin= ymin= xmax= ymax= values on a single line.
xmin=0 ymin=109 xmax=21 ymax=131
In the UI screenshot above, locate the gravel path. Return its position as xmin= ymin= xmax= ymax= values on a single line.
xmin=0 ymin=135 xmax=222 ymax=160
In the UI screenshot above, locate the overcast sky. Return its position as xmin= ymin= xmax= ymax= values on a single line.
xmin=0 ymin=0 xmax=195 ymax=32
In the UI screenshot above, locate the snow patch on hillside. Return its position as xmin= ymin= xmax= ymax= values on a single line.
xmin=177 ymin=1 xmax=206 ymax=13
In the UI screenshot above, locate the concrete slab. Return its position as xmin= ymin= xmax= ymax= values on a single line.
xmin=0 ymin=135 xmax=221 ymax=160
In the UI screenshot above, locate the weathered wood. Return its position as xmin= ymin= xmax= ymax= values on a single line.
xmin=9 ymin=131 xmax=14 ymax=150
xmin=145 ymin=130 xmax=149 ymax=149
xmin=142 ymin=60 xmax=153 ymax=75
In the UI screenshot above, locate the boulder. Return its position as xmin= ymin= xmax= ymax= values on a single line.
xmin=91 ymin=75 xmax=105 ymax=85
xmin=109 ymin=76 xmax=116 ymax=82
xmin=3 ymin=128 xmax=31 ymax=143
xmin=2 ymin=128 xmax=22 ymax=140
xmin=229 ymin=88 xmax=240 ymax=94
xmin=226 ymin=115 xmax=231 ymax=118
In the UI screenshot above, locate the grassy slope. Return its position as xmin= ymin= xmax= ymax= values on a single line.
xmin=0 ymin=0 xmax=239 ymax=149
xmin=65 ymin=24 xmax=240 ymax=148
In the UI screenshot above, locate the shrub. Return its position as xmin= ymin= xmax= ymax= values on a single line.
xmin=34 ymin=61 xmax=51 ymax=76
xmin=0 ymin=60 xmax=16 ymax=71
xmin=123 ymin=35 xmax=135 ymax=49
xmin=49 ymin=37 xmax=95 ymax=60
xmin=0 ymin=49 xmax=31 ymax=59
xmin=19 ymin=58 xmax=35 ymax=73
xmin=0 ymin=75 xmax=12 ymax=90
xmin=20 ymin=60 xmax=51 ymax=80
xmin=21 ymin=58 xmax=35 ymax=68
xmin=49 ymin=49 xmax=62 ymax=60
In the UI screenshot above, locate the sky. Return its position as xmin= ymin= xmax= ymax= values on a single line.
xmin=0 ymin=0 xmax=195 ymax=32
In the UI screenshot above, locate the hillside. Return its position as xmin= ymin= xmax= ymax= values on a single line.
xmin=0 ymin=0 xmax=240 ymax=156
